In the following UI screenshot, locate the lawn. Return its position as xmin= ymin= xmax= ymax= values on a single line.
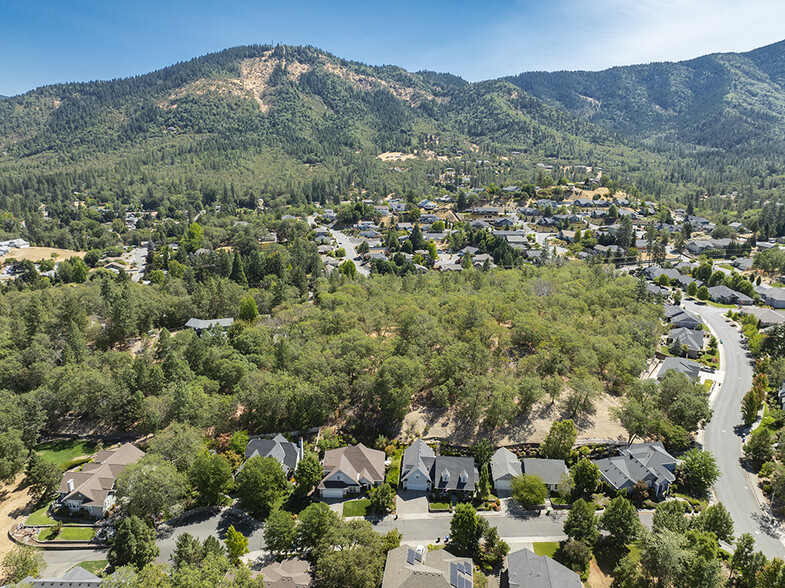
xmin=36 ymin=439 xmax=98 ymax=468
xmin=386 ymin=448 xmax=404 ymax=490
xmin=38 ymin=526 xmax=95 ymax=541
xmin=705 ymin=300 xmax=737 ymax=308
xmin=533 ymin=541 xmax=559 ymax=558
xmin=342 ymin=499 xmax=370 ymax=517
xmin=429 ymin=502 xmax=452 ymax=511
xmin=26 ymin=502 xmax=56 ymax=526
xmin=754 ymin=403 xmax=776 ymax=433
xmin=75 ymin=560 xmax=107 ymax=576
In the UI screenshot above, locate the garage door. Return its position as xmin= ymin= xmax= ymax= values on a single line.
xmin=405 ymin=482 xmax=429 ymax=492
xmin=321 ymin=488 xmax=345 ymax=498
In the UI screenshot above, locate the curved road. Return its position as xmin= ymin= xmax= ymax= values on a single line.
xmin=685 ymin=300 xmax=784 ymax=557
xmin=329 ymin=226 xmax=370 ymax=276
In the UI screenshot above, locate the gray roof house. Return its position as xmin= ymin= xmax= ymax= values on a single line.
xmin=318 ymin=444 xmax=386 ymax=498
xmin=658 ymin=357 xmax=701 ymax=380
xmin=382 ymin=545 xmax=473 ymax=588
xmin=594 ymin=442 xmax=677 ymax=497
xmin=400 ymin=439 xmax=478 ymax=493
xmin=185 ymin=317 xmax=235 ymax=334
xmin=14 ymin=566 xmax=102 ymax=587
xmin=664 ymin=306 xmax=703 ymax=330
xmin=503 ymin=548 xmax=581 ymax=588
xmin=666 ymin=327 xmax=704 ymax=358
xmin=739 ymin=306 xmax=785 ymax=328
xmin=245 ymin=434 xmax=304 ymax=476
xmin=490 ymin=448 xmax=522 ymax=492
xmin=522 ymin=458 xmax=569 ymax=491
xmin=707 ymin=285 xmax=753 ymax=305
xmin=757 ymin=285 xmax=785 ymax=309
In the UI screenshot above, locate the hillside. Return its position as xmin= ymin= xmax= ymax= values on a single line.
xmin=506 ymin=39 xmax=785 ymax=151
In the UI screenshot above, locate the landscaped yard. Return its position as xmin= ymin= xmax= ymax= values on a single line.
xmin=38 ymin=526 xmax=95 ymax=541
xmin=429 ymin=502 xmax=452 ymax=511
xmin=342 ymin=499 xmax=370 ymax=517
xmin=26 ymin=502 xmax=56 ymax=526
xmin=754 ymin=403 xmax=776 ymax=433
xmin=533 ymin=541 xmax=559 ymax=558
xmin=386 ymin=448 xmax=404 ymax=490
xmin=75 ymin=560 xmax=107 ymax=576
xmin=36 ymin=439 xmax=98 ymax=468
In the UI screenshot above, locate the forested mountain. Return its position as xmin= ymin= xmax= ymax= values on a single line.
xmin=2 ymin=40 xmax=785 ymax=219
xmin=506 ymin=40 xmax=785 ymax=152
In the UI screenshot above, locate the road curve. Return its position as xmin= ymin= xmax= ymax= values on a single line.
xmin=686 ymin=300 xmax=784 ymax=558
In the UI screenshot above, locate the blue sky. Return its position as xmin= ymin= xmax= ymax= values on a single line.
xmin=2 ymin=0 xmax=785 ymax=96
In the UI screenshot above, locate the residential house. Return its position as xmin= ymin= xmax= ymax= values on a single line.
xmin=666 ymin=328 xmax=704 ymax=359
xmin=521 ymin=458 xmax=568 ymax=492
xmin=245 ymin=434 xmax=303 ymax=477
xmin=382 ymin=545 xmax=473 ymax=588
xmin=664 ymin=305 xmax=703 ymax=330
xmin=757 ymin=285 xmax=785 ymax=309
xmin=707 ymin=285 xmax=753 ymax=305
xmin=490 ymin=448 xmax=522 ymax=492
xmin=594 ymin=442 xmax=677 ymax=497
xmin=658 ymin=357 xmax=701 ymax=380
xmin=318 ymin=444 xmax=385 ymax=498
xmin=502 ymin=185 xmax=519 ymax=193
xmin=259 ymin=557 xmax=312 ymax=588
xmin=14 ymin=566 xmax=102 ymax=587
xmin=503 ymin=548 xmax=581 ymax=588
xmin=739 ymin=306 xmax=785 ymax=328
xmin=185 ymin=318 xmax=235 ymax=335
xmin=399 ymin=439 xmax=478 ymax=493
xmin=56 ymin=443 xmax=144 ymax=518
xmin=732 ymin=257 xmax=754 ymax=271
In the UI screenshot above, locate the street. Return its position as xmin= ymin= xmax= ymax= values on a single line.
xmin=329 ymin=226 xmax=370 ymax=276
xmin=686 ymin=300 xmax=785 ymax=558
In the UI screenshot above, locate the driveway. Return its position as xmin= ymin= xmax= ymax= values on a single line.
xmin=395 ymin=491 xmax=429 ymax=517
xmin=686 ymin=300 xmax=785 ymax=557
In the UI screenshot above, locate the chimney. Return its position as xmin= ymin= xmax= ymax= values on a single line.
xmin=298 ymin=438 xmax=304 ymax=461
xmin=67 ymin=479 xmax=74 ymax=493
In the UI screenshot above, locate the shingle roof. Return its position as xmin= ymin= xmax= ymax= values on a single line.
xmin=245 ymin=434 xmax=301 ymax=474
xmin=595 ymin=442 xmax=677 ymax=493
xmin=382 ymin=546 xmax=472 ymax=588
xmin=506 ymin=548 xmax=581 ymax=588
xmin=521 ymin=458 xmax=568 ymax=486
xmin=258 ymin=557 xmax=312 ymax=587
xmin=185 ymin=317 xmax=234 ymax=330
xmin=318 ymin=444 xmax=385 ymax=490
xmin=658 ymin=357 xmax=701 ymax=380
xmin=490 ymin=448 xmax=522 ymax=482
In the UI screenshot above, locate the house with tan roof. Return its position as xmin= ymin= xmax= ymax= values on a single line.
xmin=318 ymin=443 xmax=386 ymax=498
xmin=258 ymin=557 xmax=312 ymax=587
xmin=382 ymin=545 xmax=473 ymax=588
xmin=56 ymin=443 xmax=144 ymax=518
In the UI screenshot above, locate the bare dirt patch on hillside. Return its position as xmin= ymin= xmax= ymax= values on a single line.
xmin=377 ymin=152 xmax=417 ymax=162
xmin=0 ymin=247 xmax=84 ymax=264
xmin=0 ymin=475 xmax=34 ymax=565
xmin=401 ymin=394 xmax=626 ymax=446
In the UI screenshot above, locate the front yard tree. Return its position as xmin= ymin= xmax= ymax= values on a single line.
xmin=293 ymin=452 xmax=323 ymax=497
xmin=511 ymin=474 xmax=548 ymax=508
xmin=731 ymin=533 xmax=766 ymax=587
xmin=450 ymin=503 xmax=484 ymax=556
xmin=24 ymin=453 xmax=61 ymax=498
xmin=190 ymin=453 xmax=233 ymax=506
xmin=367 ymin=482 xmax=395 ymax=516
xmin=147 ymin=422 xmax=205 ymax=473
xmin=570 ymin=458 xmax=601 ymax=495
xmin=677 ymin=449 xmax=720 ymax=496
xmin=540 ymin=419 xmax=577 ymax=460
xmin=265 ymin=509 xmax=296 ymax=556
xmin=297 ymin=502 xmax=341 ymax=554
xmin=562 ymin=539 xmax=592 ymax=575
xmin=694 ymin=503 xmax=734 ymax=543
xmin=563 ymin=498 xmax=599 ymax=545
xmin=600 ymin=497 xmax=642 ymax=547
xmin=115 ymin=454 xmax=187 ymax=520
xmin=697 ymin=286 xmax=710 ymax=301
xmin=315 ymin=520 xmax=385 ymax=588
xmin=1 ymin=545 xmax=44 ymax=584
xmin=235 ymin=456 xmax=286 ymax=520
xmin=687 ymin=281 xmax=698 ymax=297
xmin=743 ymin=428 xmax=774 ymax=468
xmin=108 ymin=515 xmax=159 ymax=569
xmin=225 ymin=525 xmax=249 ymax=565
xmin=171 ymin=532 xmax=203 ymax=570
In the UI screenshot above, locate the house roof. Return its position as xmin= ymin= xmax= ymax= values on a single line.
xmin=668 ymin=328 xmax=703 ymax=352
xmin=57 ymin=443 xmax=144 ymax=509
xmin=20 ymin=565 xmax=102 ymax=587
xmin=319 ymin=444 xmax=385 ymax=490
xmin=595 ymin=442 xmax=676 ymax=493
xmin=259 ymin=557 xmax=312 ymax=587
xmin=521 ymin=458 xmax=568 ymax=486
xmin=740 ymin=306 xmax=785 ymax=326
xmin=382 ymin=545 xmax=473 ymax=588
xmin=402 ymin=440 xmax=478 ymax=491
xmin=490 ymin=448 xmax=522 ymax=482
xmin=246 ymin=434 xmax=301 ymax=473
xmin=506 ymin=548 xmax=581 ymax=588
xmin=185 ymin=317 xmax=235 ymax=330
xmin=658 ymin=357 xmax=701 ymax=380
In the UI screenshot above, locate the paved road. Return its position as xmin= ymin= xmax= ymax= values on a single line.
xmin=686 ymin=300 xmax=785 ymax=558
xmin=329 ymin=226 xmax=370 ymax=276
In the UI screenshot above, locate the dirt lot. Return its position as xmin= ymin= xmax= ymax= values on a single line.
xmin=377 ymin=151 xmax=416 ymax=162
xmin=0 ymin=247 xmax=84 ymax=264
xmin=401 ymin=394 xmax=626 ymax=446
xmin=0 ymin=475 xmax=34 ymax=565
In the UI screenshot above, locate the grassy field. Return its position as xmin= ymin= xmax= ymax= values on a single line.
xmin=75 ymin=560 xmax=107 ymax=576
xmin=342 ymin=499 xmax=370 ymax=517
xmin=533 ymin=541 xmax=559 ymax=558
xmin=38 ymin=526 xmax=95 ymax=541
xmin=36 ymin=439 xmax=97 ymax=468
xmin=0 ymin=247 xmax=84 ymax=264
xmin=25 ymin=502 xmax=56 ymax=526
